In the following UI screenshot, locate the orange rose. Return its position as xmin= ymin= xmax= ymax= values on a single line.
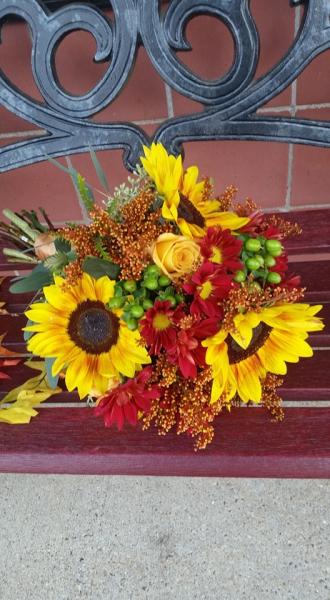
xmin=151 ymin=233 xmax=200 ymax=280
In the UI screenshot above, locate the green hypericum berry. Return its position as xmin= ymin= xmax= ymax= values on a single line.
xmin=245 ymin=238 xmax=261 ymax=253
xmin=114 ymin=285 xmax=123 ymax=297
xmin=267 ymin=272 xmax=282 ymax=284
xmin=108 ymin=296 xmax=125 ymax=309
xmin=264 ymin=255 xmax=276 ymax=268
xmin=249 ymin=281 xmax=262 ymax=292
xmin=234 ymin=270 xmax=246 ymax=283
xmin=158 ymin=275 xmax=172 ymax=287
xmin=144 ymin=278 xmax=159 ymax=291
xmin=265 ymin=239 xmax=282 ymax=257
xmin=166 ymin=295 xmax=177 ymax=307
xmin=126 ymin=317 xmax=138 ymax=330
xmin=245 ymin=257 xmax=260 ymax=271
xmin=175 ymin=294 xmax=185 ymax=304
xmin=144 ymin=264 xmax=161 ymax=278
xmin=123 ymin=280 xmax=137 ymax=293
xmin=142 ymin=299 xmax=154 ymax=310
xmin=130 ymin=304 xmax=144 ymax=319
xmin=255 ymin=255 xmax=264 ymax=267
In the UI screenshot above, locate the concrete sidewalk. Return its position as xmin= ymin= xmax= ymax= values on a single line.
xmin=0 ymin=476 xmax=329 ymax=600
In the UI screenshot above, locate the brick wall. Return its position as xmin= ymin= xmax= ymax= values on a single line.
xmin=1 ymin=0 xmax=330 ymax=225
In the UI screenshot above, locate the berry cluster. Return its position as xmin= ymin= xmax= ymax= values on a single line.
xmin=108 ymin=265 xmax=184 ymax=330
xmin=234 ymin=234 xmax=283 ymax=290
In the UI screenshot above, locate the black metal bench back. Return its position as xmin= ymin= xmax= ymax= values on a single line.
xmin=0 ymin=0 xmax=329 ymax=173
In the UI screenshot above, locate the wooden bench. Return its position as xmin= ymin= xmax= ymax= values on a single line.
xmin=0 ymin=0 xmax=330 ymax=476
xmin=0 ymin=209 xmax=329 ymax=477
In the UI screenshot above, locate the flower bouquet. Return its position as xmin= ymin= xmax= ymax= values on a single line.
xmin=0 ymin=144 xmax=324 ymax=449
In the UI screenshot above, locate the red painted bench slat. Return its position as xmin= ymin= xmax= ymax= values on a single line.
xmin=0 ymin=407 xmax=329 ymax=478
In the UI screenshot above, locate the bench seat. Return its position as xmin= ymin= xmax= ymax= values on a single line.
xmin=0 ymin=209 xmax=329 ymax=477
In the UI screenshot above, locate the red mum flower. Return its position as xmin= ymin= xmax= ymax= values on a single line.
xmin=199 ymin=227 xmax=243 ymax=272
xmin=280 ymin=273 xmax=302 ymax=290
xmin=240 ymin=210 xmax=265 ymax=234
xmin=183 ymin=262 xmax=232 ymax=318
xmin=95 ymin=367 xmax=160 ymax=430
xmin=263 ymin=224 xmax=282 ymax=240
xmin=140 ymin=299 xmax=185 ymax=355
xmin=168 ymin=317 xmax=219 ymax=378
xmin=270 ymin=254 xmax=288 ymax=277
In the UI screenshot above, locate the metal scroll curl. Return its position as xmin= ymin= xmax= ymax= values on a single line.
xmin=0 ymin=0 xmax=330 ymax=173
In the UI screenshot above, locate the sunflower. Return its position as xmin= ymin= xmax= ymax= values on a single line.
xmin=25 ymin=273 xmax=151 ymax=399
xmin=202 ymin=303 xmax=324 ymax=404
xmin=141 ymin=143 xmax=249 ymax=238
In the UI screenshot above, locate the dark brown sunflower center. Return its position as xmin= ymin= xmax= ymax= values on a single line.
xmin=68 ymin=300 xmax=119 ymax=354
xmin=228 ymin=323 xmax=272 ymax=364
xmin=178 ymin=193 xmax=205 ymax=228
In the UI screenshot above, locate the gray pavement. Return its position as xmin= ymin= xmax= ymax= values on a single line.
xmin=0 ymin=475 xmax=329 ymax=600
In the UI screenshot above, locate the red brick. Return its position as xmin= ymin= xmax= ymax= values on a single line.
xmin=296 ymin=52 xmax=330 ymax=106
xmin=291 ymin=108 xmax=330 ymax=208
xmin=182 ymin=139 xmax=289 ymax=209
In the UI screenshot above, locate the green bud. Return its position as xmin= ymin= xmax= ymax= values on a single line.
xmin=144 ymin=278 xmax=159 ymax=291
xmin=234 ymin=270 xmax=246 ymax=283
xmin=123 ymin=280 xmax=137 ymax=293
xmin=266 ymin=272 xmax=282 ymax=284
xmin=126 ymin=317 xmax=138 ymax=331
xmin=158 ymin=275 xmax=172 ymax=287
xmin=255 ymin=255 xmax=264 ymax=267
xmin=249 ymin=281 xmax=262 ymax=292
xmin=114 ymin=284 xmax=123 ymax=297
xmin=108 ymin=296 xmax=125 ymax=309
xmin=264 ymin=255 xmax=276 ymax=268
xmin=144 ymin=264 xmax=161 ymax=278
xmin=166 ymin=295 xmax=177 ymax=307
xmin=265 ymin=239 xmax=282 ymax=257
xmin=142 ymin=299 xmax=154 ymax=310
xmin=130 ymin=304 xmax=144 ymax=319
xmin=245 ymin=257 xmax=260 ymax=271
xmin=175 ymin=294 xmax=185 ymax=304
xmin=245 ymin=238 xmax=261 ymax=253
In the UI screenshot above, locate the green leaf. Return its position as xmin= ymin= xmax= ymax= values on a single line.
xmin=9 ymin=263 xmax=53 ymax=294
xmin=76 ymin=173 xmax=95 ymax=212
xmin=89 ymin=147 xmax=110 ymax=192
xmin=45 ymin=357 xmax=59 ymax=389
xmin=23 ymin=320 xmax=34 ymax=342
xmin=55 ymin=237 xmax=71 ymax=253
xmin=82 ymin=256 xmax=120 ymax=280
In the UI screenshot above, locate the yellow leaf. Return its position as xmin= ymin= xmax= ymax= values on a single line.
xmin=0 ymin=404 xmax=38 ymax=425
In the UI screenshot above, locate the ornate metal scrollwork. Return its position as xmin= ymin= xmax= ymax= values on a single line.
xmin=0 ymin=0 xmax=329 ymax=173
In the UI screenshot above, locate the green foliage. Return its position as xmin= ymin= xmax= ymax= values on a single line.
xmin=9 ymin=263 xmax=53 ymax=294
xmin=82 ymin=256 xmax=120 ymax=280
xmin=76 ymin=174 xmax=95 ymax=212
xmin=94 ymin=235 xmax=112 ymax=261
xmin=104 ymin=170 xmax=145 ymax=221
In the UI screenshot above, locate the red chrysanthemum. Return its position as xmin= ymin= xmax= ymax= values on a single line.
xmin=240 ymin=210 xmax=265 ymax=234
xmin=280 ymin=273 xmax=302 ymax=290
xmin=94 ymin=367 xmax=160 ymax=430
xmin=183 ymin=262 xmax=232 ymax=318
xmin=199 ymin=227 xmax=243 ymax=272
xmin=263 ymin=224 xmax=282 ymax=240
xmin=140 ymin=299 xmax=185 ymax=355
xmin=270 ymin=253 xmax=288 ymax=277
xmin=168 ymin=317 xmax=219 ymax=378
